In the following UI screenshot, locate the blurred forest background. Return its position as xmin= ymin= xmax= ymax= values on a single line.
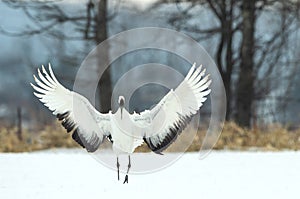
xmin=0 ymin=0 xmax=299 ymax=152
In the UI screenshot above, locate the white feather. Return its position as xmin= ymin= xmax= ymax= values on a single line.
xmin=31 ymin=62 xmax=211 ymax=155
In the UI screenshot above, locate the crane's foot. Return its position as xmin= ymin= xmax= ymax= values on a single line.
xmin=123 ymin=174 xmax=128 ymax=184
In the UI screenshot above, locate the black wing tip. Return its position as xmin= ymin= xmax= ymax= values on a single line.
xmin=86 ymin=147 xmax=98 ymax=153
xmin=72 ymin=129 xmax=100 ymax=153
xmin=143 ymin=123 xmax=181 ymax=154
xmin=143 ymin=136 xmax=171 ymax=155
xmin=144 ymin=112 xmax=196 ymax=154
xmin=56 ymin=111 xmax=76 ymax=133
xmin=57 ymin=112 xmax=101 ymax=153
xmin=72 ymin=129 xmax=85 ymax=149
xmin=154 ymin=151 xmax=164 ymax=155
xmin=56 ymin=111 xmax=70 ymax=121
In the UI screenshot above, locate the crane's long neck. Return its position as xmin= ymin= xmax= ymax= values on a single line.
xmin=118 ymin=96 xmax=125 ymax=120
xmin=121 ymin=107 xmax=123 ymax=120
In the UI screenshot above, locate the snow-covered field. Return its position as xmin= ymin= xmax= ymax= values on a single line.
xmin=0 ymin=150 xmax=299 ymax=199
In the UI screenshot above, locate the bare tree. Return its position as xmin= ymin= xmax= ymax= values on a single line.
xmin=236 ymin=0 xmax=256 ymax=127
xmin=240 ymin=0 xmax=300 ymax=126
xmin=153 ymin=0 xmax=300 ymax=127
xmin=1 ymin=0 xmax=117 ymax=112
xmin=2 ymin=0 xmax=299 ymax=126
xmin=95 ymin=0 xmax=112 ymax=113
xmin=158 ymin=0 xmax=241 ymax=120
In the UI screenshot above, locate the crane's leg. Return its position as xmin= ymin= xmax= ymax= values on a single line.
xmin=117 ymin=157 xmax=120 ymax=181
xmin=123 ymin=155 xmax=131 ymax=184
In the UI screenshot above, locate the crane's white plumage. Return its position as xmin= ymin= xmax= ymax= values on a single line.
xmin=133 ymin=63 xmax=211 ymax=154
xmin=31 ymin=62 xmax=211 ymax=183
xmin=30 ymin=64 xmax=111 ymax=152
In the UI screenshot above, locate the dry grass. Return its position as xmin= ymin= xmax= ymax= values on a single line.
xmin=212 ymin=122 xmax=300 ymax=151
xmin=138 ymin=122 xmax=300 ymax=152
xmin=1 ymin=122 xmax=300 ymax=152
xmin=0 ymin=125 xmax=79 ymax=152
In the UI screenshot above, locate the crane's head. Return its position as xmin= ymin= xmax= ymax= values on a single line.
xmin=118 ymin=96 xmax=125 ymax=119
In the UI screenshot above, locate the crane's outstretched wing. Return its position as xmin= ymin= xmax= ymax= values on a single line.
xmin=30 ymin=64 xmax=111 ymax=152
xmin=140 ymin=63 xmax=211 ymax=154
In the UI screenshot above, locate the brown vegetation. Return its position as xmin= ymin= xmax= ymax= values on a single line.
xmin=0 ymin=125 xmax=78 ymax=152
xmin=212 ymin=122 xmax=300 ymax=151
xmin=0 ymin=122 xmax=300 ymax=153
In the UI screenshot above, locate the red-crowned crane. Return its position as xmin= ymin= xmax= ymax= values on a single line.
xmin=30 ymin=63 xmax=211 ymax=183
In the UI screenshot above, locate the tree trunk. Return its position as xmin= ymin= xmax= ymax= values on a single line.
xmin=95 ymin=0 xmax=112 ymax=113
xmin=212 ymin=1 xmax=234 ymax=121
xmin=224 ymin=2 xmax=234 ymax=121
xmin=17 ymin=107 xmax=22 ymax=141
xmin=236 ymin=0 xmax=256 ymax=127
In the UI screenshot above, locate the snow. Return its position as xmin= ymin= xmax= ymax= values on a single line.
xmin=0 ymin=150 xmax=299 ymax=199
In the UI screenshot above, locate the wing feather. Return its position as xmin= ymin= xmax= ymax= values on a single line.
xmin=31 ymin=64 xmax=111 ymax=152
xmin=37 ymin=68 xmax=54 ymax=89
xmin=141 ymin=63 xmax=211 ymax=154
xmin=41 ymin=65 xmax=57 ymax=87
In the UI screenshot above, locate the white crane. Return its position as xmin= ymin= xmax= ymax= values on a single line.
xmin=30 ymin=63 xmax=211 ymax=183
